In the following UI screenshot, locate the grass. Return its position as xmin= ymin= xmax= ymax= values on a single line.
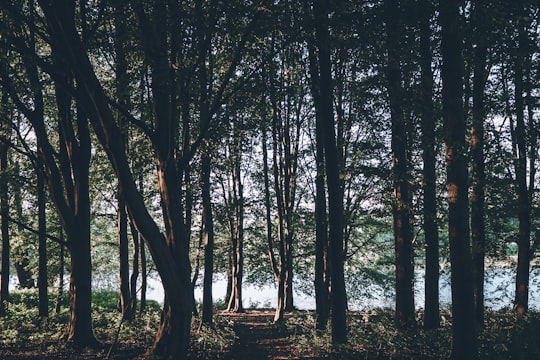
xmin=2 ymin=289 xmax=540 ymax=359
xmin=288 ymin=309 xmax=540 ymax=359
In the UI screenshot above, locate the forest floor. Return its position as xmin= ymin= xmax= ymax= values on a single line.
xmin=2 ymin=304 xmax=540 ymax=359
xmin=222 ymin=310 xmax=318 ymax=359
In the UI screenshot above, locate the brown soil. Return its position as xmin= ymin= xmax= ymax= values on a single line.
xmin=223 ymin=310 xmax=316 ymax=360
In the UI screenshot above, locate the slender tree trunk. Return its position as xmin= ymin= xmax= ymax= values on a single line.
xmin=418 ymin=0 xmax=439 ymax=330
xmin=384 ymin=0 xmax=415 ymax=329
xmin=55 ymin=230 xmax=65 ymax=315
xmin=471 ymin=0 xmax=489 ymax=328
xmin=139 ymin=236 xmax=147 ymax=314
xmin=0 ymin=113 xmax=10 ymax=316
xmin=13 ymin=179 xmax=33 ymax=289
xmin=128 ymin=218 xmax=139 ymax=316
xmin=201 ymin=151 xmax=214 ymax=325
xmin=440 ymin=1 xmax=478 ymax=358
xmin=114 ymin=0 xmax=133 ymax=321
xmin=117 ymin=194 xmax=132 ymax=319
xmin=513 ymin=7 xmax=530 ymax=317
xmin=228 ymin=150 xmax=244 ymax=313
xmin=313 ymin=0 xmax=347 ymax=345
xmin=37 ymin=161 xmax=49 ymax=319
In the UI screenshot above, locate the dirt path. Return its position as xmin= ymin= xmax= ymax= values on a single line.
xmin=224 ymin=310 xmax=304 ymax=360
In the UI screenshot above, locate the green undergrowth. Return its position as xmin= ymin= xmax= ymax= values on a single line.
xmin=2 ymin=289 xmax=540 ymax=359
xmin=288 ymin=309 xmax=540 ymax=359
xmin=0 ymin=289 xmax=236 ymax=359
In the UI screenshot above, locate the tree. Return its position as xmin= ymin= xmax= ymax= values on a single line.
xmin=384 ymin=0 xmax=416 ymax=329
xmin=439 ymin=0 xmax=478 ymax=358
xmin=37 ymin=159 xmax=48 ymax=319
xmin=418 ymin=0 xmax=439 ymax=330
xmin=512 ymin=1 xmax=532 ymax=317
xmin=221 ymin=119 xmax=245 ymax=313
xmin=305 ymin=4 xmax=330 ymax=330
xmin=201 ymin=146 xmax=215 ymax=325
xmin=470 ymin=0 xmax=490 ymax=327
xmin=312 ymin=0 xmax=347 ymax=345
xmin=113 ymin=0 xmax=135 ymax=321
xmin=0 ymin=92 xmax=10 ymax=316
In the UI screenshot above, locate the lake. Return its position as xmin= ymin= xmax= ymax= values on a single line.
xmin=145 ymin=268 xmax=540 ymax=311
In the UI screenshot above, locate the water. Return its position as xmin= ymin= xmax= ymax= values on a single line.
xmin=8 ymin=268 xmax=539 ymax=311
xmin=145 ymin=268 xmax=540 ymax=311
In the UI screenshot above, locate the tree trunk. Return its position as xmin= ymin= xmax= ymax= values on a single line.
xmin=439 ymin=0 xmax=478 ymax=358
xmin=139 ymin=235 xmax=147 ymax=314
xmin=384 ymin=0 xmax=415 ymax=329
xmin=65 ymin=106 xmax=99 ymax=347
xmin=0 ymin=111 xmax=10 ymax=316
xmin=418 ymin=0 xmax=439 ymax=330
xmin=55 ymin=230 xmax=65 ymax=315
xmin=471 ymin=0 xmax=489 ymax=328
xmin=37 ymin=161 xmax=49 ymax=319
xmin=513 ymin=6 xmax=530 ymax=317
xmin=117 ymin=193 xmax=132 ymax=319
xmin=304 ymin=10 xmax=330 ymax=330
xmin=201 ymin=151 xmax=214 ymax=325
xmin=128 ymin=218 xmax=139 ymax=316
xmin=313 ymin=0 xmax=347 ymax=345
xmin=114 ymin=0 xmax=134 ymax=321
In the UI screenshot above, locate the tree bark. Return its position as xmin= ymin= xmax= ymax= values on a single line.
xmin=304 ymin=8 xmax=330 ymax=330
xmin=38 ymin=2 xmax=193 ymax=356
xmin=37 ymin=160 xmax=49 ymax=319
xmin=0 ymin=104 xmax=10 ymax=316
xmin=201 ymin=151 xmax=214 ymax=325
xmin=471 ymin=0 xmax=489 ymax=328
xmin=384 ymin=0 xmax=416 ymax=329
xmin=439 ymin=0 xmax=478 ymax=358
xmin=55 ymin=229 xmax=65 ymax=315
xmin=418 ymin=0 xmax=439 ymax=330
xmin=513 ymin=4 xmax=531 ymax=317
xmin=225 ymin=128 xmax=244 ymax=313
xmin=114 ymin=0 xmax=133 ymax=321
xmin=313 ymin=0 xmax=347 ymax=345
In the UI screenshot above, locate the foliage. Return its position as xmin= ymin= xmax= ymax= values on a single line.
xmin=290 ymin=309 xmax=540 ymax=359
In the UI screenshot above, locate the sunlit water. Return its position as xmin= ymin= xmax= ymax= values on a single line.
xmin=8 ymin=268 xmax=540 ymax=311
xmin=146 ymin=268 xmax=540 ymax=311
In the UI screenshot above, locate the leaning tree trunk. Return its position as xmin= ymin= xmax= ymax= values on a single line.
xmin=440 ymin=0 xmax=478 ymax=358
